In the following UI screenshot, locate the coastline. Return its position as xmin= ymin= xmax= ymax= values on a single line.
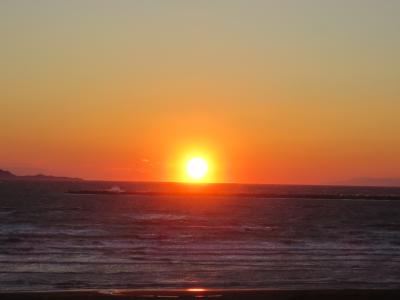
xmin=1 ymin=289 xmax=400 ymax=300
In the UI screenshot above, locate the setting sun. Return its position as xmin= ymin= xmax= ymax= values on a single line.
xmin=186 ymin=157 xmax=208 ymax=181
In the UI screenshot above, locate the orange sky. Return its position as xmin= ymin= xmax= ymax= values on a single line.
xmin=1 ymin=1 xmax=400 ymax=184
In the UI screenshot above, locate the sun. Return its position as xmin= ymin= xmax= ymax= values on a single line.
xmin=186 ymin=157 xmax=208 ymax=181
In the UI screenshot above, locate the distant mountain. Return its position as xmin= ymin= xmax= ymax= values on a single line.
xmin=336 ymin=177 xmax=400 ymax=187
xmin=0 ymin=169 xmax=82 ymax=181
xmin=0 ymin=169 xmax=17 ymax=178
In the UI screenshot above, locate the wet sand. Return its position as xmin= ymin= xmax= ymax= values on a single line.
xmin=1 ymin=289 xmax=400 ymax=300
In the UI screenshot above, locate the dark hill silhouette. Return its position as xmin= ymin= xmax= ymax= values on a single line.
xmin=0 ymin=169 xmax=82 ymax=181
xmin=0 ymin=169 xmax=16 ymax=178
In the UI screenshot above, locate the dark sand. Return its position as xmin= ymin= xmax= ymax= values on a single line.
xmin=1 ymin=289 xmax=400 ymax=300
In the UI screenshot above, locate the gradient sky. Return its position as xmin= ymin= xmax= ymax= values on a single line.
xmin=1 ymin=0 xmax=400 ymax=183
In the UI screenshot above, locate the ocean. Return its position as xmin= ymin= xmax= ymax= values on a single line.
xmin=1 ymin=180 xmax=400 ymax=291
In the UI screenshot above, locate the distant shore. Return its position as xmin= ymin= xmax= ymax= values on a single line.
xmin=1 ymin=289 xmax=400 ymax=300
xmin=0 ymin=169 xmax=82 ymax=182
xmin=67 ymin=189 xmax=400 ymax=200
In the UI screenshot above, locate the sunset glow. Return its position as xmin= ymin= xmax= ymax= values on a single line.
xmin=2 ymin=0 xmax=400 ymax=295
xmin=1 ymin=1 xmax=399 ymax=184
xmin=186 ymin=288 xmax=206 ymax=292
xmin=186 ymin=157 xmax=208 ymax=181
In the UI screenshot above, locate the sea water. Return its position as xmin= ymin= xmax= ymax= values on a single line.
xmin=1 ymin=181 xmax=400 ymax=291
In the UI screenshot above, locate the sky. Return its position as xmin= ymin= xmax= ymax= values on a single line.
xmin=1 ymin=0 xmax=400 ymax=184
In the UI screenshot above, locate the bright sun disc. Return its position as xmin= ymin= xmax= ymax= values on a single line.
xmin=186 ymin=157 xmax=208 ymax=180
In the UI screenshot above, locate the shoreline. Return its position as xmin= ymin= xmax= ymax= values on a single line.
xmin=1 ymin=289 xmax=400 ymax=300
